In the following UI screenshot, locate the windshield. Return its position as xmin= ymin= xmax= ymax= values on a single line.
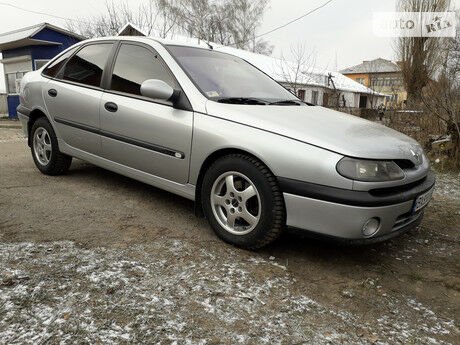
xmin=166 ymin=45 xmax=299 ymax=103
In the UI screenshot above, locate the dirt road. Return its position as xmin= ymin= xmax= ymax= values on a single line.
xmin=1 ymin=127 xmax=459 ymax=344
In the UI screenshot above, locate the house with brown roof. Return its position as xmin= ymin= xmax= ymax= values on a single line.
xmin=340 ymin=58 xmax=407 ymax=107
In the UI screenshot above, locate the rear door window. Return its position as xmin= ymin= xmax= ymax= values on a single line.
xmin=110 ymin=43 xmax=178 ymax=96
xmin=42 ymin=46 xmax=78 ymax=78
xmin=62 ymin=43 xmax=113 ymax=87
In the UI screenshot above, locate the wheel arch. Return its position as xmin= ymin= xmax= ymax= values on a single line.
xmin=27 ymin=108 xmax=50 ymax=147
xmin=193 ymin=147 xmax=279 ymax=217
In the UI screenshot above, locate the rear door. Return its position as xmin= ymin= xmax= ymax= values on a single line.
xmin=99 ymin=42 xmax=193 ymax=184
xmin=44 ymin=42 xmax=114 ymax=155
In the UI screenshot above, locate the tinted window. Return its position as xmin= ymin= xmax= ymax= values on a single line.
xmin=62 ymin=44 xmax=113 ymax=87
xmin=42 ymin=46 xmax=78 ymax=78
xmin=110 ymin=44 xmax=178 ymax=96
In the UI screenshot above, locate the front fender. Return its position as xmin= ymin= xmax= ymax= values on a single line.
xmin=189 ymin=113 xmax=352 ymax=190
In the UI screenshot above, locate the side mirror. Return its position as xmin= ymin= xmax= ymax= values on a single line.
xmin=140 ymin=79 xmax=179 ymax=102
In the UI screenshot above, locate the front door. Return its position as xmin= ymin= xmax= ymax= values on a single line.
xmin=100 ymin=43 xmax=193 ymax=184
xmin=44 ymin=43 xmax=114 ymax=155
xmin=359 ymin=95 xmax=368 ymax=108
xmin=322 ymin=92 xmax=329 ymax=107
xmin=297 ymin=89 xmax=305 ymax=101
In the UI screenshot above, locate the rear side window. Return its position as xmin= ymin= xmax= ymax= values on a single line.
xmin=62 ymin=43 xmax=113 ymax=87
xmin=42 ymin=46 xmax=78 ymax=78
xmin=110 ymin=44 xmax=178 ymax=96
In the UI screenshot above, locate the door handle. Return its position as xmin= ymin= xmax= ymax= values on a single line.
xmin=104 ymin=102 xmax=118 ymax=113
xmin=48 ymin=89 xmax=57 ymax=97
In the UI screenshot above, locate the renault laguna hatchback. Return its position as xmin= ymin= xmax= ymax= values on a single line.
xmin=17 ymin=36 xmax=435 ymax=249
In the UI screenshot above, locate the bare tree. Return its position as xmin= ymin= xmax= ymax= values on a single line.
xmin=67 ymin=1 xmax=137 ymax=37
xmin=326 ymin=73 xmax=344 ymax=108
xmin=67 ymin=0 xmax=272 ymax=54
xmin=144 ymin=0 xmax=178 ymax=37
xmin=394 ymin=0 xmax=459 ymax=165
xmin=167 ymin=0 xmax=273 ymax=54
xmin=167 ymin=0 xmax=213 ymax=41
xmin=278 ymin=42 xmax=317 ymax=97
xmin=226 ymin=0 xmax=272 ymax=54
xmin=395 ymin=0 xmax=450 ymax=106
xmin=363 ymin=60 xmax=384 ymax=110
xmin=420 ymin=11 xmax=460 ymax=164
xmin=66 ymin=0 xmax=175 ymax=38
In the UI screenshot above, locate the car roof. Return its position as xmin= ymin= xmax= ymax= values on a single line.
xmin=80 ymin=36 xmax=216 ymax=50
xmin=82 ymin=35 xmax=214 ymax=51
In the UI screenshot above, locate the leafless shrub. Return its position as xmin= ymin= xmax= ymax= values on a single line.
xmin=278 ymin=42 xmax=317 ymax=96
xmin=394 ymin=1 xmax=459 ymax=167
xmin=420 ymin=12 xmax=460 ymax=165
xmin=66 ymin=1 xmax=157 ymax=37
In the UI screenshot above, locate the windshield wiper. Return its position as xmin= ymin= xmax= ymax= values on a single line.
xmin=217 ymin=97 xmax=268 ymax=105
xmin=268 ymin=99 xmax=303 ymax=106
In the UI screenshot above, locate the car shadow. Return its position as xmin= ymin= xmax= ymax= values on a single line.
xmin=66 ymin=160 xmax=195 ymax=211
xmin=259 ymin=225 xmax=419 ymax=271
xmin=65 ymin=159 xmax=416 ymax=265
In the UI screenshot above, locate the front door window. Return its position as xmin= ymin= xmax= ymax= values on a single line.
xmin=110 ymin=43 xmax=178 ymax=98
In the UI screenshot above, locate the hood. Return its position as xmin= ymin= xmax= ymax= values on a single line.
xmin=205 ymin=101 xmax=423 ymax=164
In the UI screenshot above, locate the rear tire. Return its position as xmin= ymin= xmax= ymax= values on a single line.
xmin=202 ymin=154 xmax=285 ymax=249
xmin=31 ymin=117 xmax=72 ymax=175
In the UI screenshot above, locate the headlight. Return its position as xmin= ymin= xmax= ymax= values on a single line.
xmin=336 ymin=157 xmax=404 ymax=182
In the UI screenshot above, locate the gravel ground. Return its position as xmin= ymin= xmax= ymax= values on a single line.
xmin=0 ymin=128 xmax=459 ymax=344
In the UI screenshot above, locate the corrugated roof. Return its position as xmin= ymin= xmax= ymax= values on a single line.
xmin=339 ymin=58 xmax=401 ymax=74
xmin=0 ymin=23 xmax=85 ymax=51
xmin=0 ymin=23 xmax=43 ymax=45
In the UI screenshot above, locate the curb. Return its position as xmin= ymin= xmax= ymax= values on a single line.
xmin=0 ymin=124 xmax=22 ymax=129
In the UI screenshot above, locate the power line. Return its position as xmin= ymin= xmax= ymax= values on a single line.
xmin=225 ymin=0 xmax=334 ymax=47
xmin=0 ymin=2 xmax=93 ymax=25
xmin=0 ymin=0 xmax=334 ymax=46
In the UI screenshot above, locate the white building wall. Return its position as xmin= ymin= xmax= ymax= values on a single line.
xmin=366 ymin=95 xmax=386 ymax=108
xmin=0 ymin=93 xmax=7 ymax=115
xmin=2 ymin=56 xmax=33 ymax=94
xmin=354 ymin=94 xmax=361 ymax=108
xmin=3 ymin=58 xmax=32 ymax=74
xmin=340 ymin=92 xmax=355 ymax=108
xmin=280 ymin=82 xmax=384 ymax=109
xmin=304 ymin=87 xmax=323 ymax=105
xmin=280 ymin=83 xmax=324 ymax=105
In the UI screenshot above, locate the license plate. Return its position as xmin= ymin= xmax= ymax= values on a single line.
xmin=413 ymin=188 xmax=434 ymax=213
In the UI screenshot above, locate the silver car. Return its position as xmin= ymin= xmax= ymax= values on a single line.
xmin=17 ymin=37 xmax=435 ymax=249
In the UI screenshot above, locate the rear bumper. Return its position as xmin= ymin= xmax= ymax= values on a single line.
xmin=16 ymin=104 xmax=30 ymax=137
xmin=281 ymin=172 xmax=435 ymax=241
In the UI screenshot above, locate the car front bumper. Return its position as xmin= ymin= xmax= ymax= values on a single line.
xmin=280 ymin=172 xmax=435 ymax=242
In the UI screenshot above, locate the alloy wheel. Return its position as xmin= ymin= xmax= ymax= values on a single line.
xmin=33 ymin=127 xmax=52 ymax=166
xmin=210 ymin=171 xmax=261 ymax=235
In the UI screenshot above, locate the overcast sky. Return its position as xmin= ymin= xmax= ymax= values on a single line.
xmin=0 ymin=0 xmax=459 ymax=93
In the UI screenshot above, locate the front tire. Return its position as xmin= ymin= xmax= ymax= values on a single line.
xmin=202 ymin=154 xmax=285 ymax=249
xmin=31 ymin=117 xmax=72 ymax=175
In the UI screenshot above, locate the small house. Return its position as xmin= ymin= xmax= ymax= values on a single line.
xmin=0 ymin=23 xmax=84 ymax=118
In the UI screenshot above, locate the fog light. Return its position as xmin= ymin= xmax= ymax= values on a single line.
xmin=362 ymin=218 xmax=380 ymax=237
